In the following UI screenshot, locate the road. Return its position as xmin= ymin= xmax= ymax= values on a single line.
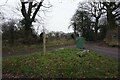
xmin=85 ymin=43 xmax=119 ymax=60
xmin=2 ymin=43 xmax=119 ymax=60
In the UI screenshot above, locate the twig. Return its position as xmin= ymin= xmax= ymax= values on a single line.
xmin=0 ymin=0 xmax=8 ymax=6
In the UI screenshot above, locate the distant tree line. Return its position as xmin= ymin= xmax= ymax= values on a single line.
xmin=2 ymin=19 xmax=39 ymax=45
xmin=1 ymin=0 xmax=52 ymax=45
xmin=70 ymin=0 xmax=120 ymax=42
xmin=1 ymin=19 xmax=72 ymax=45
xmin=1 ymin=0 xmax=120 ymax=46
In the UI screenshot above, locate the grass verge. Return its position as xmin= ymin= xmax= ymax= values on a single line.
xmin=2 ymin=48 xmax=119 ymax=78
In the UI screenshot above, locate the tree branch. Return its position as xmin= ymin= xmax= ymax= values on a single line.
xmin=32 ymin=0 xmax=44 ymax=21
xmin=42 ymin=5 xmax=52 ymax=8
xmin=21 ymin=2 xmax=27 ymax=18
xmin=0 ymin=0 xmax=8 ymax=6
xmin=28 ymin=2 xmax=33 ymax=18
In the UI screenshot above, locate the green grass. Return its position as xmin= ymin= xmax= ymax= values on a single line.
xmin=2 ymin=48 xmax=119 ymax=78
xmin=2 ymin=39 xmax=74 ymax=52
xmin=2 ymin=44 xmax=42 ymax=52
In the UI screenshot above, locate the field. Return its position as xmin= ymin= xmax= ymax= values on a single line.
xmin=2 ymin=38 xmax=74 ymax=53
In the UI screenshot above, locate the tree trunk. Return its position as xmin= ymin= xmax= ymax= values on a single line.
xmin=107 ymin=8 xmax=116 ymax=29
xmin=94 ymin=18 xmax=99 ymax=41
xmin=24 ymin=21 xmax=32 ymax=44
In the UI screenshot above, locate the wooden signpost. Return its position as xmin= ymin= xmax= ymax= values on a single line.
xmin=43 ymin=26 xmax=46 ymax=54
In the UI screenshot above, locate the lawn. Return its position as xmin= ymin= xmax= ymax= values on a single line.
xmin=2 ymin=48 xmax=119 ymax=78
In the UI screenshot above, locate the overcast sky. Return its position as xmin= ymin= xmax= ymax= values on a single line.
xmin=0 ymin=0 xmax=84 ymax=33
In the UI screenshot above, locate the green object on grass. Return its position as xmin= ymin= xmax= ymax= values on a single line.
xmin=76 ymin=37 xmax=85 ymax=49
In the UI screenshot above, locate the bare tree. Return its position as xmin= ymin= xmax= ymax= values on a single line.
xmin=20 ymin=0 xmax=51 ymax=43
xmin=78 ymin=2 xmax=105 ymax=41
xmin=102 ymin=0 xmax=120 ymax=29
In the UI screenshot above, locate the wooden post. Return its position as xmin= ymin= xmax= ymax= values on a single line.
xmin=43 ymin=26 xmax=46 ymax=54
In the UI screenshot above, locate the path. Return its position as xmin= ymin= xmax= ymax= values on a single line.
xmin=2 ymin=43 xmax=119 ymax=60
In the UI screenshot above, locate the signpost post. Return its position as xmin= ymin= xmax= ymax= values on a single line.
xmin=43 ymin=26 xmax=46 ymax=54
